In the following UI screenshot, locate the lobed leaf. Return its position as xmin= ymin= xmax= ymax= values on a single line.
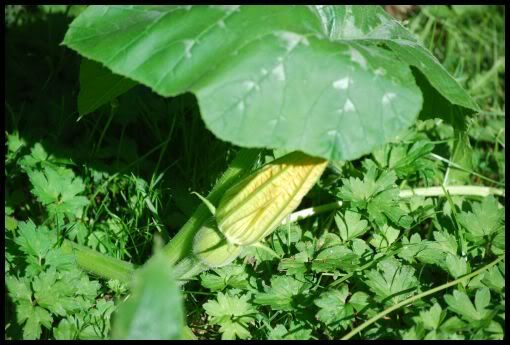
xmin=60 ymin=5 xmax=477 ymax=161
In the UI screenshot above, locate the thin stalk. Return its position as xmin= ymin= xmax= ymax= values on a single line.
xmin=162 ymin=148 xmax=261 ymax=265
xmin=281 ymin=201 xmax=344 ymax=225
xmin=341 ymin=255 xmax=505 ymax=340
xmin=428 ymin=153 xmax=505 ymax=186
xmin=283 ymin=185 xmax=504 ymax=224
xmin=398 ymin=185 xmax=504 ymax=198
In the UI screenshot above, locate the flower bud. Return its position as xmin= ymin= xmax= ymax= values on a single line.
xmin=193 ymin=220 xmax=242 ymax=268
xmin=216 ymin=151 xmax=327 ymax=246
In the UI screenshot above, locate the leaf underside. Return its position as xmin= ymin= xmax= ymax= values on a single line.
xmin=64 ymin=5 xmax=477 ymax=161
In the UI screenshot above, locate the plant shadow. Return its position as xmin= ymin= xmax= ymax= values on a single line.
xmin=5 ymin=10 xmax=234 ymax=258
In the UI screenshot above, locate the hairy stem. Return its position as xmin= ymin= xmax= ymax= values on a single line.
xmin=161 ymin=148 xmax=261 ymax=265
xmin=60 ymin=149 xmax=260 ymax=284
xmin=173 ymin=256 xmax=209 ymax=284
xmin=341 ymin=255 xmax=505 ymax=340
xmin=61 ymin=240 xmax=136 ymax=284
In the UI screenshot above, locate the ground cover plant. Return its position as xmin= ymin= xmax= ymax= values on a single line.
xmin=4 ymin=5 xmax=505 ymax=340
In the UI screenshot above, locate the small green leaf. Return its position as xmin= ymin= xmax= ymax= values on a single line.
xmin=419 ymin=303 xmax=444 ymax=330
xmin=458 ymin=196 xmax=504 ymax=241
xmin=200 ymin=265 xmax=249 ymax=292
xmin=398 ymin=233 xmax=424 ymax=263
xmin=21 ymin=305 xmax=53 ymax=340
xmin=312 ymin=245 xmax=359 ymax=272
xmin=349 ymin=291 xmax=369 ymax=312
xmin=439 ymin=316 xmax=467 ymax=334
xmin=53 ymin=318 xmax=76 ymax=340
xmin=432 ymin=230 xmax=458 ymax=256
xmin=27 ymin=166 xmax=89 ymax=219
xmin=369 ymin=224 xmax=400 ymax=250
xmin=5 ymin=215 xmax=18 ymax=232
xmin=314 ymin=285 xmax=354 ymax=330
xmin=268 ymin=321 xmax=313 ymax=340
xmin=278 ymin=250 xmax=309 ymax=276
xmin=6 ymin=131 xmax=26 ymax=154
xmin=474 ymin=287 xmax=491 ymax=314
xmin=351 ymin=238 xmax=373 ymax=259
xmin=481 ymin=264 xmax=505 ymax=292
xmin=18 ymin=143 xmax=49 ymax=171
xmin=339 ymin=168 xmax=397 ymax=205
xmin=391 ymin=141 xmax=435 ymax=178
xmin=14 ymin=220 xmax=55 ymax=259
xmin=335 ymin=210 xmax=368 ymax=242
xmin=444 ymin=289 xmax=490 ymax=321
xmin=254 ymin=275 xmax=308 ymax=311
xmin=364 ymin=257 xmax=418 ymax=305
xmin=445 ymin=253 xmax=469 ymax=278
xmin=203 ymin=291 xmax=257 ymax=340
xmin=6 ymin=276 xmax=32 ymax=303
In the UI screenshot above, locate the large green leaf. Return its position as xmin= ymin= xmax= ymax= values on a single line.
xmin=63 ymin=5 xmax=476 ymax=161
xmin=314 ymin=6 xmax=479 ymax=131
xmin=111 ymin=253 xmax=184 ymax=340
xmin=78 ymin=58 xmax=137 ymax=116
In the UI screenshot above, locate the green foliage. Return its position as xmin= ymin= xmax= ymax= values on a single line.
xmin=364 ymin=257 xmax=419 ymax=305
xmin=314 ymin=285 xmax=355 ymax=331
xmin=5 ymin=220 xmax=113 ymax=340
xmin=254 ymin=275 xmax=311 ymax=311
xmin=335 ymin=210 xmax=369 ymax=242
xmin=267 ymin=321 xmax=313 ymax=340
xmin=458 ymin=196 xmax=504 ymax=243
xmin=200 ymin=265 xmax=250 ymax=292
xmin=27 ymin=166 xmax=89 ymax=220
xmin=203 ymin=292 xmax=257 ymax=340
xmin=4 ymin=4 xmax=505 ymax=341
xmin=312 ymin=244 xmax=359 ymax=272
xmin=63 ymin=5 xmax=477 ymax=161
xmin=339 ymin=167 xmax=412 ymax=227
xmin=444 ymin=288 xmax=491 ymax=321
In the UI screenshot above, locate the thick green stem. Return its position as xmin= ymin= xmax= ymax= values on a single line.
xmin=341 ymin=255 xmax=505 ymax=340
xmin=161 ymin=148 xmax=261 ymax=265
xmin=58 ymin=149 xmax=260 ymax=284
xmin=173 ymin=256 xmax=209 ymax=284
xmin=61 ymin=240 xmax=198 ymax=340
xmin=61 ymin=240 xmax=135 ymax=284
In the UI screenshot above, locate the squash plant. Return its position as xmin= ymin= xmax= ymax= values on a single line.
xmin=59 ymin=5 xmax=487 ymax=339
